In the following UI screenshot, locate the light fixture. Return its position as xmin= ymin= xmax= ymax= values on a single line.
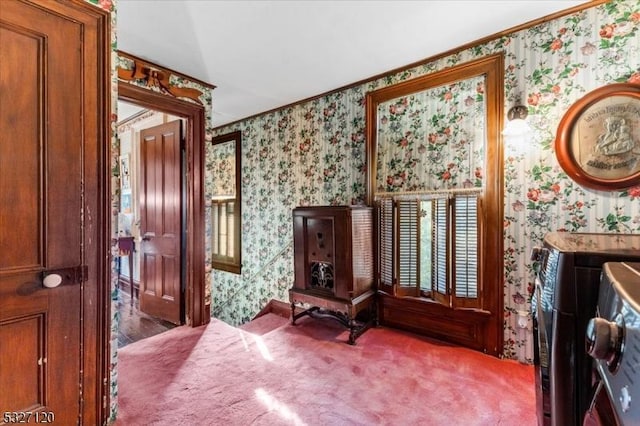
xmin=502 ymin=104 xmax=532 ymax=137
xmin=507 ymin=105 xmax=529 ymax=121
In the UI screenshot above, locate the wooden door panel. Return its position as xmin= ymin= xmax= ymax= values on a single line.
xmin=141 ymin=253 xmax=180 ymax=299
xmin=0 ymin=17 xmax=42 ymax=271
xmin=0 ymin=315 xmax=45 ymax=410
xmin=160 ymin=254 xmax=179 ymax=301
xmin=140 ymin=120 xmax=182 ymax=324
xmin=0 ymin=0 xmax=105 ymax=423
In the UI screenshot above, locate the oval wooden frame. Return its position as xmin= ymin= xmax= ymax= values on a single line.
xmin=555 ymin=83 xmax=640 ymax=191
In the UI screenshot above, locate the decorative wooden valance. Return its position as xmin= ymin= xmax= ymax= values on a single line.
xmin=117 ymin=51 xmax=214 ymax=105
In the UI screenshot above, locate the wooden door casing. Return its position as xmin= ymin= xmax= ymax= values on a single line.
xmin=0 ymin=0 xmax=110 ymax=424
xmin=139 ymin=120 xmax=183 ymax=324
xmin=117 ymin=80 xmax=208 ymax=328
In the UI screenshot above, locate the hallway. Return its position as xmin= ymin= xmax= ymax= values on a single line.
xmin=116 ymin=288 xmax=176 ymax=348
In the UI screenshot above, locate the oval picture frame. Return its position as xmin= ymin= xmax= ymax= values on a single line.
xmin=555 ymin=83 xmax=640 ymax=191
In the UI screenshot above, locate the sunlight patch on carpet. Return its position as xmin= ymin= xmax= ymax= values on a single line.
xmin=255 ymin=387 xmax=306 ymax=425
xmin=252 ymin=334 xmax=274 ymax=361
xmin=237 ymin=329 xmax=250 ymax=352
xmin=236 ymin=328 xmax=274 ymax=361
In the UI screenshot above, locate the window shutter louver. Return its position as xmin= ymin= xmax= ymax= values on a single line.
xmin=431 ymin=197 xmax=449 ymax=305
xmin=452 ymin=195 xmax=480 ymax=308
xmin=226 ymin=201 xmax=235 ymax=257
xmin=377 ymin=198 xmax=394 ymax=294
xmin=212 ymin=200 xmax=236 ymax=262
xmin=212 ymin=203 xmax=219 ymax=256
xmin=375 ymin=190 xmax=480 ymax=307
xmin=396 ymin=199 xmax=419 ymax=297
xmin=219 ymin=202 xmax=228 ymax=256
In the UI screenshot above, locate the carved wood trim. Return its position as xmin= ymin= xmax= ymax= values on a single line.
xmin=117 ymin=51 xmax=214 ymax=105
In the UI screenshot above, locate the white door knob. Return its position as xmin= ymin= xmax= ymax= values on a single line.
xmin=43 ymin=273 xmax=63 ymax=288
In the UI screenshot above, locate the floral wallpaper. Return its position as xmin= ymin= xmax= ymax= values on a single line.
xmin=210 ymin=0 xmax=640 ymax=363
xmin=207 ymin=93 xmax=370 ymax=324
xmin=376 ymin=76 xmax=485 ymax=192
xmin=211 ymin=140 xmax=237 ymax=197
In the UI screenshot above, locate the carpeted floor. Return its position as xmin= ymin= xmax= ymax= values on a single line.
xmin=115 ymin=314 xmax=536 ymax=425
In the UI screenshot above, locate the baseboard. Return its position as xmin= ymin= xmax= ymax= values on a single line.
xmin=253 ymin=299 xmax=292 ymax=320
xmin=118 ymin=276 xmax=139 ymax=297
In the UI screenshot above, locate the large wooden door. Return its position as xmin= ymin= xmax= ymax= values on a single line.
xmin=139 ymin=121 xmax=183 ymax=324
xmin=0 ymin=0 xmax=108 ymax=424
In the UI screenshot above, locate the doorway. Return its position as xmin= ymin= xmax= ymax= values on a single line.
xmin=115 ymin=81 xmax=208 ymax=337
xmin=116 ymin=101 xmax=184 ymax=346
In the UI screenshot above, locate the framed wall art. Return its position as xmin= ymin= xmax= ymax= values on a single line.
xmin=119 ymin=154 xmax=131 ymax=190
xmin=555 ymin=83 xmax=640 ymax=191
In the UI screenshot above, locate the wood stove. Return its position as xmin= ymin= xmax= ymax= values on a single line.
xmin=289 ymin=205 xmax=375 ymax=344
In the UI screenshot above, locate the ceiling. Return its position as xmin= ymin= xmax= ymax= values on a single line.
xmin=117 ymin=0 xmax=589 ymax=128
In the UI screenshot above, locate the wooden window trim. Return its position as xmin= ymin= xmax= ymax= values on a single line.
xmin=211 ymin=131 xmax=242 ymax=274
xmin=366 ymin=54 xmax=504 ymax=355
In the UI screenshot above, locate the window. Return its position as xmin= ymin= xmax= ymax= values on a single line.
xmin=377 ymin=190 xmax=480 ymax=308
xmin=365 ymin=54 xmax=504 ymax=354
xmin=211 ymin=198 xmax=237 ymax=264
xmin=211 ymin=131 xmax=241 ymax=274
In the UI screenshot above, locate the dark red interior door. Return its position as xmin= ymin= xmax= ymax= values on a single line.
xmin=0 ymin=0 xmax=105 ymax=423
xmin=139 ymin=120 xmax=183 ymax=324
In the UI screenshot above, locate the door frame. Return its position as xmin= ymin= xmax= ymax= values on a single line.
xmin=117 ymin=81 xmax=207 ymax=328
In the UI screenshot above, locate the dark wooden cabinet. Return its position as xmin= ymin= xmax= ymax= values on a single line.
xmin=289 ymin=206 xmax=375 ymax=344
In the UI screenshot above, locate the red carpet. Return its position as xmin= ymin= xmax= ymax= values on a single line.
xmin=115 ymin=314 xmax=536 ymax=425
xmin=237 ymin=312 xmax=290 ymax=335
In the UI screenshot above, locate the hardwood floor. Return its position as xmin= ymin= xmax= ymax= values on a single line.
xmin=117 ymin=286 xmax=177 ymax=348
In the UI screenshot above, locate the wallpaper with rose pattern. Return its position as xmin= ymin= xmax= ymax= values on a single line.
xmin=210 ymin=1 xmax=640 ymax=363
xmin=376 ymin=76 xmax=485 ymax=192
xmin=211 ymin=141 xmax=237 ymax=197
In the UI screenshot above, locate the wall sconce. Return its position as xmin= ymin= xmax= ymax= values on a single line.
xmin=502 ymin=104 xmax=532 ymax=138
